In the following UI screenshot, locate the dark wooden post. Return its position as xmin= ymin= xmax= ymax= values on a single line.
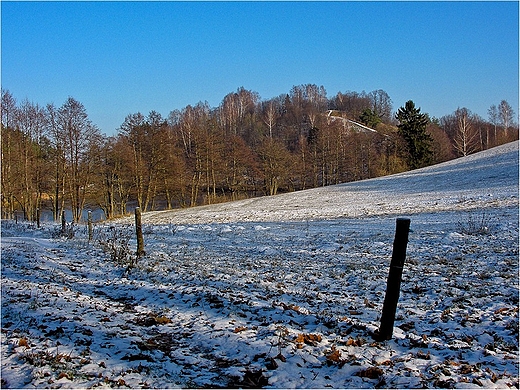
xmin=374 ymin=218 xmax=411 ymax=341
xmin=61 ymin=210 xmax=66 ymax=234
xmin=135 ymin=207 xmax=145 ymax=258
xmin=36 ymin=208 xmax=40 ymax=228
xmin=87 ymin=210 xmax=93 ymax=241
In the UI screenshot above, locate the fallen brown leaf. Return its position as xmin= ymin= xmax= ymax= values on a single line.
xmin=18 ymin=338 xmax=29 ymax=347
xmin=326 ymin=349 xmax=342 ymax=363
xmin=346 ymin=337 xmax=363 ymax=347
xmin=294 ymin=333 xmax=322 ymax=345
xmin=233 ymin=326 xmax=247 ymax=333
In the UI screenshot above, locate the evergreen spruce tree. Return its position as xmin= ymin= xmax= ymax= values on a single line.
xmin=359 ymin=108 xmax=381 ymax=128
xmin=395 ymin=100 xmax=433 ymax=169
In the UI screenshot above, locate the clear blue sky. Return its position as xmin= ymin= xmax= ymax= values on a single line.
xmin=2 ymin=1 xmax=518 ymax=135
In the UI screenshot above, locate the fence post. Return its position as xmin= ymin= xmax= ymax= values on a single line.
xmin=87 ymin=210 xmax=93 ymax=241
xmin=374 ymin=218 xmax=411 ymax=341
xmin=135 ymin=207 xmax=145 ymax=258
xmin=36 ymin=208 xmax=40 ymax=228
xmin=61 ymin=210 xmax=66 ymax=234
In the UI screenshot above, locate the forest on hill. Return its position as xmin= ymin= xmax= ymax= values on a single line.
xmin=1 ymin=85 xmax=518 ymax=222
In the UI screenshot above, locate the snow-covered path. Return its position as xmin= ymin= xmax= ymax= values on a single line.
xmin=1 ymin=142 xmax=518 ymax=388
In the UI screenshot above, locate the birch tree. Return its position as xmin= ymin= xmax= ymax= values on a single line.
xmin=261 ymin=99 xmax=279 ymax=139
xmin=498 ymin=100 xmax=514 ymax=139
xmin=453 ymin=107 xmax=480 ymax=156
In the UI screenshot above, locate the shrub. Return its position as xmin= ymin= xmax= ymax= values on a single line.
xmin=457 ymin=212 xmax=495 ymax=235
xmin=97 ymin=226 xmax=133 ymax=267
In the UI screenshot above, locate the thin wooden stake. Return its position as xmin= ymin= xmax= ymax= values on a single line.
xmin=374 ymin=218 xmax=411 ymax=341
xmin=135 ymin=207 xmax=145 ymax=258
xmin=87 ymin=210 xmax=93 ymax=241
xmin=61 ymin=210 xmax=66 ymax=234
xmin=36 ymin=208 xmax=40 ymax=228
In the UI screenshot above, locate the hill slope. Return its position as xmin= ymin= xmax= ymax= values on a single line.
xmin=141 ymin=141 xmax=518 ymax=224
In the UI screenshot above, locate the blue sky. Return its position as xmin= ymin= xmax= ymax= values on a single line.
xmin=2 ymin=1 xmax=518 ymax=135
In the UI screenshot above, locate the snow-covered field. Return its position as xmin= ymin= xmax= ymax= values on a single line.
xmin=1 ymin=142 xmax=518 ymax=389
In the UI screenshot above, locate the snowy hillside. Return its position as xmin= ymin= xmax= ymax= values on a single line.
xmin=139 ymin=141 xmax=518 ymax=224
xmin=1 ymin=142 xmax=518 ymax=388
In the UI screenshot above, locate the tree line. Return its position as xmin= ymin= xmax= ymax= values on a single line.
xmin=1 ymin=86 xmax=517 ymax=222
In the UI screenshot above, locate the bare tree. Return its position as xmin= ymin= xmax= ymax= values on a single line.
xmin=0 ymin=96 xmax=53 ymax=221
xmin=93 ymin=136 xmax=125 ymax=219
xmin=59 ymin=97 xmax=101 ymax=222
xmin=261 ymin=99 xmax=279 ymax=139
xmin=236 ymin=87 xmax=260 ymax=141
xmin=110 ymin=136 xmax=135 ymax=216
xmin=45 ymin=103 xmax=68 ymax=220
xmin=331 ymin=91 xmax=371 ymax=120
xmin=1 ymin=90 xmax=17 ymax=219
xmin=256 ymin=137 xmax=293 ymax=196
xmin=218 ymin=87 xmax=259 ymax=139
xmin=219 ymin=92 xmax=239 ymax=136
xmin=13 ymin=99 xmax=48 ymax=220
xmin=369 ymin=89 xmax=393 ymax=123
xmin=498 ymin=100 xmax=515 ymax=139
xmin=171 ymin=102 xmax=212 ymax=206
xmin=119 ymin=111 xmax=168 ymax=212
xmin=1 ymin=89 xmax=17 ymax=129
xmin=158 ymin=124 xmax=187 ymax=209
xmin=305 ymin=84 xmax=327 ymax=129
xmin=487 ymin=104 xmax=499 ymax=146
xmin=453 ymin=108 xmax=480 ymax=156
